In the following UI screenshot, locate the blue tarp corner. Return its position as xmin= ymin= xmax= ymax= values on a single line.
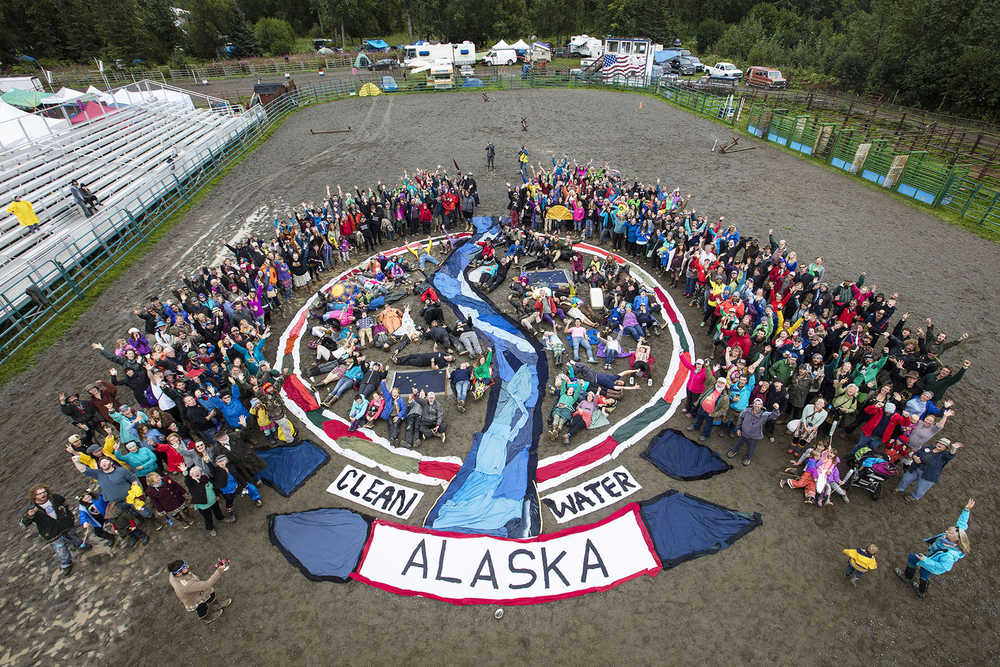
xmin=256 ymin=440 xmax=330 ymax=497
xmin=269 ymin=508 xmax=370 ymax=582
xmin=641 ymin=428 xmax=732 ymax=480
xmin=638 ymin=490 xmax=762 ymax=569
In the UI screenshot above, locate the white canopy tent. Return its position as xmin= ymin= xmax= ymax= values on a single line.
xmin=0 ymin=99 xmax=69 ymax=149
xmin=86 ymin=85 xmax=195 ymax=110
xmin=491 ymin=39 xmax=511 ymax=50
xmin=41 ymin=87 xmax=86 ymax=105
xmin=510 ymin=39 xmax=530 ymax=51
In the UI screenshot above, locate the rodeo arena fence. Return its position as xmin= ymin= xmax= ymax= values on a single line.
xmin=1 ymin=70 xmax=998 ymax=369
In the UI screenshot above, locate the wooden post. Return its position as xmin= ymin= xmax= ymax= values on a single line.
xmin=942 ymin=125 xmax=955 ymax=152
xmin=843 ymin=102 xmax=854 ymax=126
xmin=923 ymin=122 xmax=936 ymax=150
xmin=978 ymin=141 xmax=999 ymax=181
xmin=970 ymin=133 xmax=982 ymax=156
xmin=806 ymin=93 xmax=813 ymax=110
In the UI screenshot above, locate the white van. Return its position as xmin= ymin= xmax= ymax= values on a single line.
xmin=484 ymin=48 xmax=517 ymax=66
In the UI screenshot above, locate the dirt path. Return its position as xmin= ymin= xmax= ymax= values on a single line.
xmin=1 ymin=89 xmax=996 ymax=665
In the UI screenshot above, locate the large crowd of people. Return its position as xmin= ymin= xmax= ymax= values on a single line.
xmin=21 ymin=151 xmax=976 ymax=613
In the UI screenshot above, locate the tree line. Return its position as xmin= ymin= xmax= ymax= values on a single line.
xmin=0 ymin=0 xmax=996 ymax=119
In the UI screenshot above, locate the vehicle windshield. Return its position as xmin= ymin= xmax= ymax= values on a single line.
xmin=768 ymin=71 xmax=782 ymax=79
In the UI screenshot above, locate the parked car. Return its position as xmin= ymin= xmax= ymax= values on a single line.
xmin=369 ymin=58 xmax=398 ymax=71
xmin=459 ymin=64 xmax=474 ymax=77
xmin=745 ymin=66 xmax=788 ymax=89
xmin=381 ymin=75 xmax=398 ymax=92
xmin=705 ymin=62 xmax=742 ymax=80
xmin=668 ymin=56 xmax=703 ymax=76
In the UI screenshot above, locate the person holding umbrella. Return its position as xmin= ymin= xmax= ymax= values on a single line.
xmin=895 ymin=498 xmax=974 ymax=599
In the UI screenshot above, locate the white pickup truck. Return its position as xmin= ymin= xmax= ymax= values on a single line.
xmin=705 ymin=62 xmax=742 ymax=80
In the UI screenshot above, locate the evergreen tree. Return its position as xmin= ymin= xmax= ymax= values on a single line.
xmin=229 ymin=5 xmax=262 ymax=57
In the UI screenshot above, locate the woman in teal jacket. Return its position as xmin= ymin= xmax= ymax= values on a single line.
xmin=119 ymin=440 xmax=159 ymax=482
xmin=896 ymin=498 xmax=974 ymax=599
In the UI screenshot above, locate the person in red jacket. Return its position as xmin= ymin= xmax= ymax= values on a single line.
xmin=721 ymin=324 xmax=752 ymax=360
xmin=418 ymin=202 xmax=432 ymax=234
xmin=679 ymin=352 xmax=717 ymax=416
xmin=441 ymin=191 xmax=459 ymax=229
xmin=856 ymin=401 xmax=910 ymax=452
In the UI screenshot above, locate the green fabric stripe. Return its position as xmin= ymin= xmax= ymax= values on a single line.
xmin=609 ymin=398 xmax=670 ymax=442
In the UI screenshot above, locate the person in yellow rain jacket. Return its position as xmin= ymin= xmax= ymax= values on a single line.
xmin=6 ymin=196 xmax=40 ymax=233
xmin=843 ymin=543 xmax=879 ymax=586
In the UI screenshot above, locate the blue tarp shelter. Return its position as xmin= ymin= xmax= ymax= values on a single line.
xmin=365 ymin=39 xmax=389 ymax=50
xmin=638 ymin=490 xmax=763 ymax=569
xmin=256 ymin=440 xmax=330 ymax=497
xmin=641 ymin=428 xmax=732 ymax=480
xmin=269 ymin=508 xmax=370 ymax=581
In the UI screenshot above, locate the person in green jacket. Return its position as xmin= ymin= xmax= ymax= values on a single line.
xmin=922 ymin=360 xmax=970 ymax=402
xmin=686 ymin=377 xmax=731 ymax=441
xmin=769 ymin=355 xmax=798 ymax=385
xmin=21 ymin=486 xmax=88 ymax=575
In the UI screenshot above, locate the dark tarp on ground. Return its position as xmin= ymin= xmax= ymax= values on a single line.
xmin=255 ymin=440 xmax=330 ymax=497
xmin=638 ymin=490 xmax=762 ymax=569
xmin=391 ymin=369 xmax=447 ymax=395
xmin=641 ymin=428 xmax=732 ymax=480
xmin=269 ymin=508 xmax=370 ymax=582
xmin=526 ymin=269 xmax=570 ymax=288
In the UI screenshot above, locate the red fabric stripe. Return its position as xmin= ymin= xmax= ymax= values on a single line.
xmin=283 ymin=310 xmax=308 ymax=356
xmin=662 ymin=365 xmax=689 ymax=403
xmin=536 ymin=435 xmax=619 ymax=483
xmin=320 ymin=418 xmax=371 ymax=441
xmin=282 ymin=374 xmax=320 ymax=412
xmin=418 ymin=459 xmax=461 ymax=481
xmin=653 ymin=287 xmax=679 ymax=324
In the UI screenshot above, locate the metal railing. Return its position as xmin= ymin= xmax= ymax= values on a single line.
xmin=1 ymin=71 xmax=996 ymax=369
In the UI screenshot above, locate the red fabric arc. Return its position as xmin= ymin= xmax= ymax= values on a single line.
xmin=535 ymin=435 xmax=619 ymax=484
xmin=282 ymin=374 xmax=320 ymax=412
xmin=320 ymin=419 xmax=371 ymax=441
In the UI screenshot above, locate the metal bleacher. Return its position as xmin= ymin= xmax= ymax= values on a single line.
xmin=0 ymin=80 xmax=261 ymax=320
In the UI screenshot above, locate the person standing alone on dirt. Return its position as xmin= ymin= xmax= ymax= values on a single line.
xmin=518 ymin=146 xmax=529 ymax=177
xmin=895 ymin=498 xmax=974 ymax=599
xmin=168 ymin=559 xmax=232 ymax=624
xmin=485 ymin=142 xmax=496 ymax=171
xmin=21 ymin=485 xmax=89 ymax=575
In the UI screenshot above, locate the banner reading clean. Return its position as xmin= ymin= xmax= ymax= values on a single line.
xmin=353 ymin=505 xmax=661 ymax=604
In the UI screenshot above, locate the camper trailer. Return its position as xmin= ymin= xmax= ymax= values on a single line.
xmin=403 ymin=41 xmax=475 ymax=68
xmin=0 ymin=76 xmax=45 ymax=93
xmin=428 ymin=62 xmax=454 ymax=89
xmin=600 ymin=36 xmax=662 ymax=86
xmin=568 ymin=35 xmax=603 ymax=59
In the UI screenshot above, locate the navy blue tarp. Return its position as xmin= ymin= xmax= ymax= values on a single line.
xmin=641 ymin=428 xmax=732 ymax=480
xmin=526 ymin=269 xmax=570 ymax=288
xmin=269 ymin=508 xmax=370 ymax=582
xmin=256 ymin=440 xmax=330 ymax=497
xmin=638 ymin=490 xmax=762 ymax=569
xmin=392 ymin=369 xmax=447 ymax=395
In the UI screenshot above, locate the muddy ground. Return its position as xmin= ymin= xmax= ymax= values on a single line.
xmin=1 ymin=89 xmax=998 ymax=665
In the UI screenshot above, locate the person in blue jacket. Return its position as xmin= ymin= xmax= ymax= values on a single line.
xmin=200 ymin=383 xmax=251 ymax=428
xmin=895 ymin=498 xmax=974 ymax=599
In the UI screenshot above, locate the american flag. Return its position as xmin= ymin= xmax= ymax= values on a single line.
xmin=602 ymin=53 xmax=646 ymax=79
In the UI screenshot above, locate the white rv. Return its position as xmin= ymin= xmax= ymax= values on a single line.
xmin=428 ymin=62 xmax=454 ymax=89
xmin=0 ymin=76 xmax=44 ymax=93
xmin=569 ymin=35 xmax=603 ymax=58
xmin=600 ymin=36 xmax=662 ymax=86
xmin=403 ymin=41 xmax=476 ymax=68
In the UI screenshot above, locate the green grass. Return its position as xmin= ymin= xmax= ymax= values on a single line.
xmin=0 ymin=114 xmax=297 ymax=386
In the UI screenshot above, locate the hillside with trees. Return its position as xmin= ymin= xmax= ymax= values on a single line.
xmin=0 ymin=0 xmax=996 ymax=119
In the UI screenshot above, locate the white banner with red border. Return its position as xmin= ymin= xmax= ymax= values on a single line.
xmin=352 ymin=504 xmax=661 ymax=605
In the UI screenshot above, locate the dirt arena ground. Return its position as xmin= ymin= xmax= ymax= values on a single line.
xmin=1 ymin=89 xmax=998 ymax=665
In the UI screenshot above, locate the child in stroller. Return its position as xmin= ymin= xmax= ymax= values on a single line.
xmin=844 ymin=444 xmax=897 ymax=500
